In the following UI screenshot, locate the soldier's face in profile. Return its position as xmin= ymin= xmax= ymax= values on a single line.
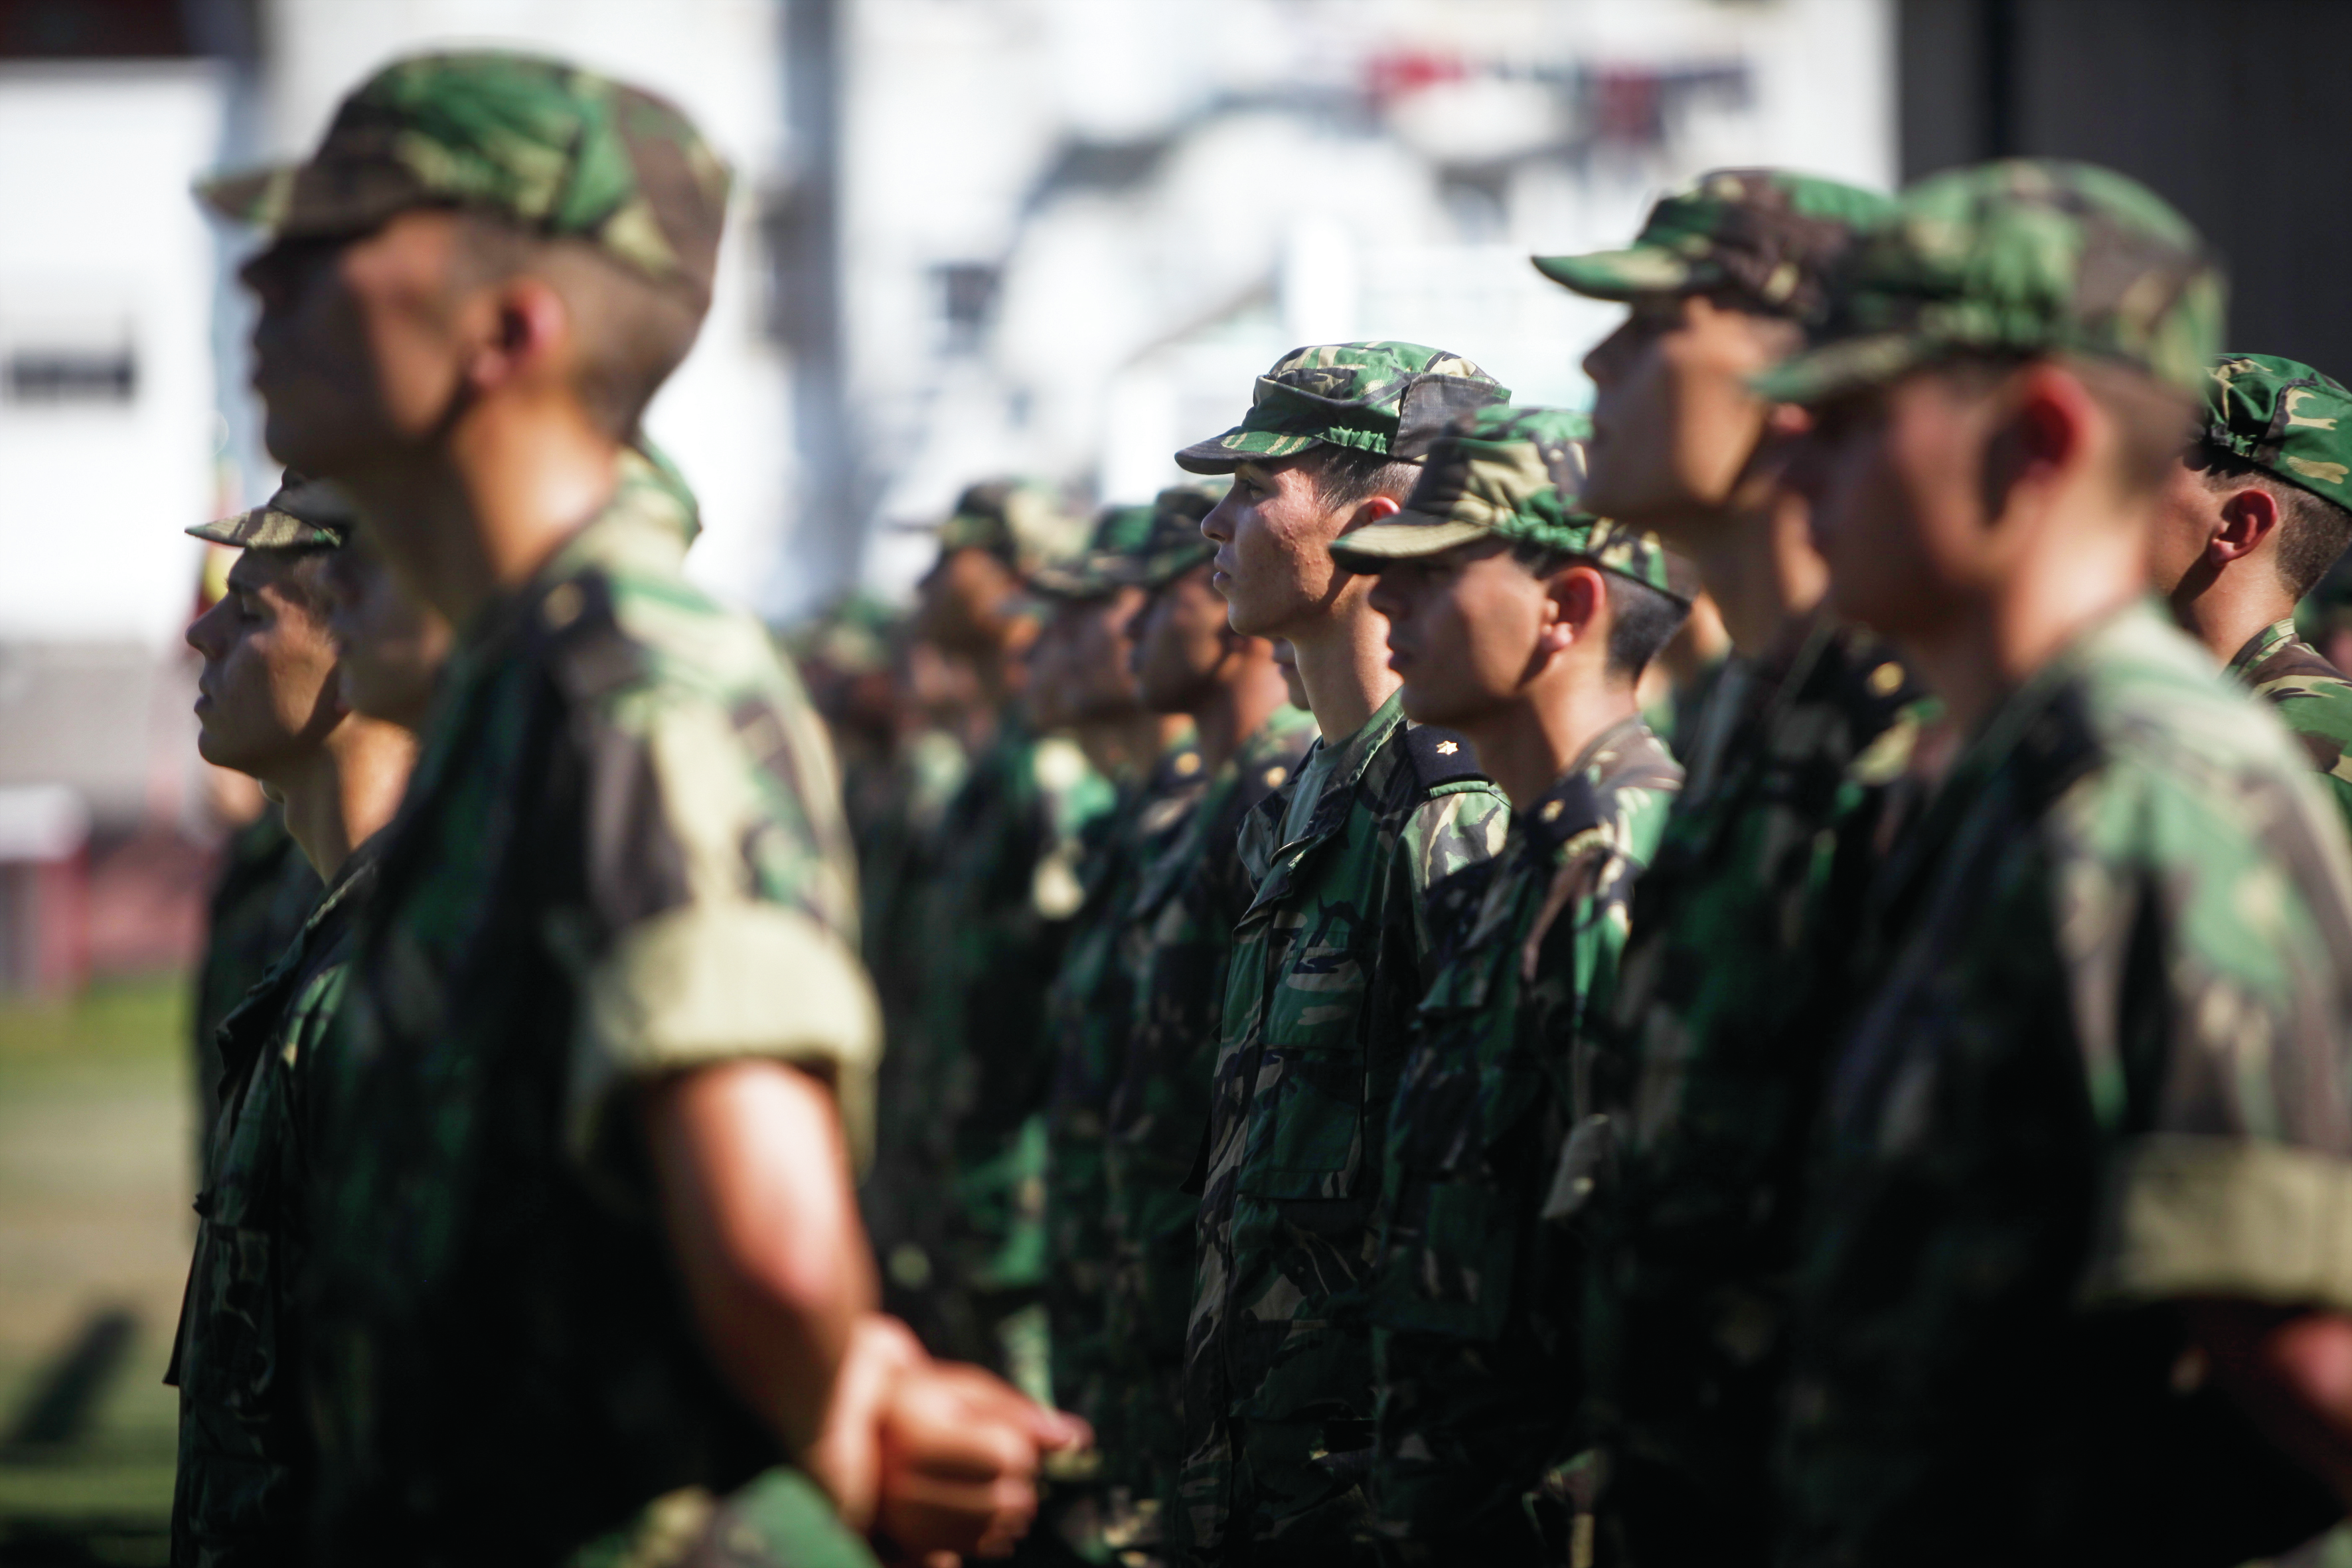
xmin=322 ymin=528 xmax=451 ymax=730
xmin=186 ymin=548 xmax=348 ymax=783
xmin=242 ymin=209 xmax=474 ymax=485
xmin=1368 ymin=538 xmax=1562 ymax=728
xmin=1581 ymin=292 xmax=1802 ymax=532
xmin=1133 ymin=565 xmax=1234 ymax=714
xmin=916 ymin=546 xmax=1022 ymax=654
xmin=1059 ymin=585 xmax=1148 ymax=722
xmin=1200 ymin=457 xmax=1373 ymax=641
xmin=2147 ymin=448 xmax=2227 ymax=601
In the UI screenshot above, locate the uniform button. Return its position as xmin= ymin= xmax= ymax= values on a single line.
xmin=1265 ymin=766 xmax=1287 ymax=786
xmin=1867 ymin=661 xmax=1904 ymax=696
xmin=543 ymin=583 xmax=584 ymax=628
xmin=1540 ymin=799 xmax=1565 ymax=823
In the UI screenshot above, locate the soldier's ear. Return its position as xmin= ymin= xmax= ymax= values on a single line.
xmin=2209 ymin=486 xmax=2281 ymax=563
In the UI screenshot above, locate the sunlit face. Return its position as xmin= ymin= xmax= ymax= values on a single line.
xmin=1199 ymin=457 xmax=1373 ymax=639
xmin=322 ymin=528 xmax=451 ymax=728
xmin=185 ymin=548 xmax=345 ymax=783
xmin=1366 ymin=538 xmax=1567 ymax=728
xmin=240 ymin=210 xmax=476 ymax=486
xmin=916 ymin=546 xmax=1022 ymax=655
xmin=1581 ymin=293 xmax=1801 ymax=530
xmin=1062 ymin=584 xmax=1148 ymax=722
xmin=1133 ymin=564 xmax=1235 ymax=715
xmin=2148 ymin=449 xmax=2226 ymax=597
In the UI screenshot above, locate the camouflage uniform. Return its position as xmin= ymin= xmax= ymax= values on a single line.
xmin=1169 ymin=343 xmax=1516 ymax=1563
xmin=1329 ymin=408 xmax=1686 ymax=1562
xmin=1533 ymin=171 xmax=1917 ymax=1566
xmin=2191 ymin=355 xmax=2352 ymax=838
xmin=1759 ymin=161 xmax=2352 ymax=1565
xmin=192 ymin=810 xmax=319 ymax=1179
xmin=206 ymin=55 xmax=882 ymax=1567
xmin=167 ymin=478 xmax=354 ymax=1568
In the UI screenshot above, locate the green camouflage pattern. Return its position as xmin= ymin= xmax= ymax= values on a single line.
xmin=1101 ymin=706 xmax=1317 ymax=1534
xmin=1031 ymin=501 xmax=1161 ymax=599
xmin=1177 ymin=693 xmax=1510 ymax=1559
xmin=192 ymin=811 xmax=319 ymax=1184
xmin=303 ymin=467 xmax=879 ymax=1563
xmin=1173 ymin=342 xmax=1509 ymax=474
xmin=1042 ymin=732 xmax=1209 ymax=1443
xmin=169 ymin=842 xmax=373 ymax=1568
xmin=1585 ymin=617 xmax=1927 ymax=1565
xmin=198 ymin=50 xmax=730 ymax=307
xmin=188 ymin=470 xmax=355 ymax=551
xmin=1330 ymin=405 xmax=1681 ymax=597
xmin=1108 ymin=486 xmax=1222 ymax=591
xmin=1781 ymin=603 xmax=2352 ymax=1565
xmin=1755 ymin=159 xmax=2223 ymax=407
xmin=1533 ymin=168 xmax=1895 ymax=323
xmin=2229 ymin=617 xmax=2352 ymax=840
xmin=931 ymin=479 xmax=1089 ymax=576
xmin=1370 ymin=718 xmax=1681 ymax=1564
xmin=2199 ymin=352 xmax=2352 ymax=501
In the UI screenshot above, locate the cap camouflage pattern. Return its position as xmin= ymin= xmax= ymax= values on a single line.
xmin=197 ymin=50 xmax=731 ymax=309
xmin=1755 ymin=159 xmax=2224 ymax=407
xmin=1032 ymin=501 xmax=1161 ymax=599
xmin=931 ymin=479 xmax=1089 ymax=577
xmin=787 ymin=589 xmax=900 ymax=677
xmin=2197 ymin=353 xmax=2352 ymax=503
xmin=1533 ymin=168 xmax=1895 ymax=323
xmin=188 ymin=469 xmax=355 ymax=550
xmin=1111 ymin=486 xmax=1220 ymax=591
xmin=1172 ymin=341 xmax=1509 ymax=474
xmin=1330 ymin=405 xmax=1683 ymax=597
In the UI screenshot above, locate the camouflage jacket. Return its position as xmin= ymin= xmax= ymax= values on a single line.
xmin=927 ymin=712 xmax=1117 ymax=1320
xmin=192 ymin=810 xmax=320 ymax=1183
xmin=1370 ymin=718 xmax=1680 ymax=1562
xmin=1587 ymin=615 xmax=1926 ymax=1565
xmin=1781 ymin=603 xmax=2352 ymax=1567
xmin=1178 ymin=692 xmax=1510 ymax=1557
xmin=1102 ymin=707 xmax=1317 ymax=1508
xmin=304 ymin=469 xmax=880 ymax=1566
xmin=167 ymin=838 xmax=368 ymax=1568
xmin=1042 ymin=733 xmax=1206 ymax=1436
xmin=2228 ymin=615 xmax=2352 ymax=840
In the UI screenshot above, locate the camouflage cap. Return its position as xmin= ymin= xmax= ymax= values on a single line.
xmin=2195 ymin=353 xmax=2352 ymax=504
xmin=197 ymin=51 xmax=731 ymax=309
xmin=187 ymin=470 xmax=355 ymax=550
xmin=1113 ymin=486 xmax=1221 ymax=591
xmin=1754 ymin=159 xmax=2224 ymax=407
xmin=930 ymin=479 xmax=1089 ymax=577
xmin=1173 ymin=341 xmax=1509 ymax=474
xmin=1032 ymin=503 xmax=1160 ymax=599
xmin=1533 ymin=168 xmax=1895 ymax=324
xmin=1328 ymin=406 xmax=1681 ymax=598
xmin=787 ymin=590 xmax=901 ymax=677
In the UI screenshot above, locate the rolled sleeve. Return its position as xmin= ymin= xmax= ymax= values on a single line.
xmin=2084 ymin=1133 xmax=2352 ymax=1314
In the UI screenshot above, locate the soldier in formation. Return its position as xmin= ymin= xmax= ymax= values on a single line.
xmin=170 ymin=41 xmax=2352 ymax=1568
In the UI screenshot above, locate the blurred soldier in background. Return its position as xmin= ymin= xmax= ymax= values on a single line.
xmin=1173 ymin=343 xmax=1512 ymax=1565
xmin=1332 ymin=407 xmax=1686 ymax=1563
xmin=1772 ymin=158 xmax=2352 ymax=1566
xmin=168 ymin=475 xmax=417 ymax=1567
xmin=1100 ymin=493 xmax=1314 ymax=1563
xmin=319 ymin=510 xmax=453 ymax=731
xmin=1533 ymin=169 xmax=1924 ymax=1565
xmin=210 ymin=50 xmax=1076 ymax=1565
xmin=2150 ymin=353 xmax=2352 ymax=836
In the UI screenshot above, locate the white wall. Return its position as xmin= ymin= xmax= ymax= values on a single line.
xmin=0 ymin=64 xmax=225 ymax=649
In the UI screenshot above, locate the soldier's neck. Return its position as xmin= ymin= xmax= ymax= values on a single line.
xmin=1287 ymin=597 xmax=1401 ymax=744
xmin=271 ymin=714 xmax=417 ymax=881
xmin=1189 ymin=646 xmax=1293 ymax=772
xmin=1675 ymin=488 xmax=1829 ymax=660
xmin=1458 ymin=668 xmax=1641 ymax=814
xmin=2170 ymin=556 xmax=2298 ymax=670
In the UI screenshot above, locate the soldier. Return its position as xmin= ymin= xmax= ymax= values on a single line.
xmin=167 ymin=475 xmax=418 ymax=1567
xmin=1328 ymin=406 xmax=1687 ymax=1562
xmin=1172 ymin=342 xmax=1513 ymax=1564
xmin=1100 ymin=493 xmax=1316 ymax=1561
xmin=2150 ymin=353 xmax=2352 ymax=836
xmin=206 ymin=50 xmax=1076 ymax=1564
xmin=1771 ymin=158 xmax=2352 ymax=1564
xmin=1530 ymin=169 xmax=1921 ymax=1564
xmin=320 ymin=509 xmax=452 ymax=730
xmin=190 ymin=797 xmax=318 ymax=1182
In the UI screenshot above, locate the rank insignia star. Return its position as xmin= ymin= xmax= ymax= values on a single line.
xmin=1436 ymin=740 xmax=1458 ymax=755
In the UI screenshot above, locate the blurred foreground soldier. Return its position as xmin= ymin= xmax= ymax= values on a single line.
xmin=2152 ymin=353 xmax=2352 ymax=836
xmin=1333 ymin=408 xmax=1686 ymax=1563
xmin=913 ymin=480 xmax=1111 ymax=1379
xmin=1772 ymin=159 xmax=2352 ymax=1565
xmin=167 ymin=475 xmax=417 ymax=1567
xmin=1101 ymin=495 xmax=1315 ymax=1558
xmin=321 ymin=510 xmax=453 ymax=730
xmin=1175 ymin=343 xmax=1512 ymax=1564
xmin=209 ymin=50 xmax=1077 ymax=1564
xmin=1033 ymin=499 xmax=1208 ymax=1447
xmin=1534 ymin=169 xmax=1921 ymax=1564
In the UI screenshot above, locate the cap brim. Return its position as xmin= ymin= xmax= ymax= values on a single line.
xmin=186 ymin=508 xmax=344 ymax=550
xmin=1531 ymin=245 xmax=1696 ymax=301
xmin=1749 ymin=331 xmax=1929 ymax=406
xmin=1115 ymin=543 xmax=1216 ymax=589
xmin=1172 ymin=428 xmax=1320 ymax=475
xmin=195 ymin=159 xmax=422 ymax=242
xmin=1328 ymin=516 xmax=1494 ymax=566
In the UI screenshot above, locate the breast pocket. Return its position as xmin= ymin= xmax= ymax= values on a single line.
xmin=1377 ymin=1055 xmax=1547 ymax=1342
xmin=1240 ymin=903 xmax=1372 ymax=1202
